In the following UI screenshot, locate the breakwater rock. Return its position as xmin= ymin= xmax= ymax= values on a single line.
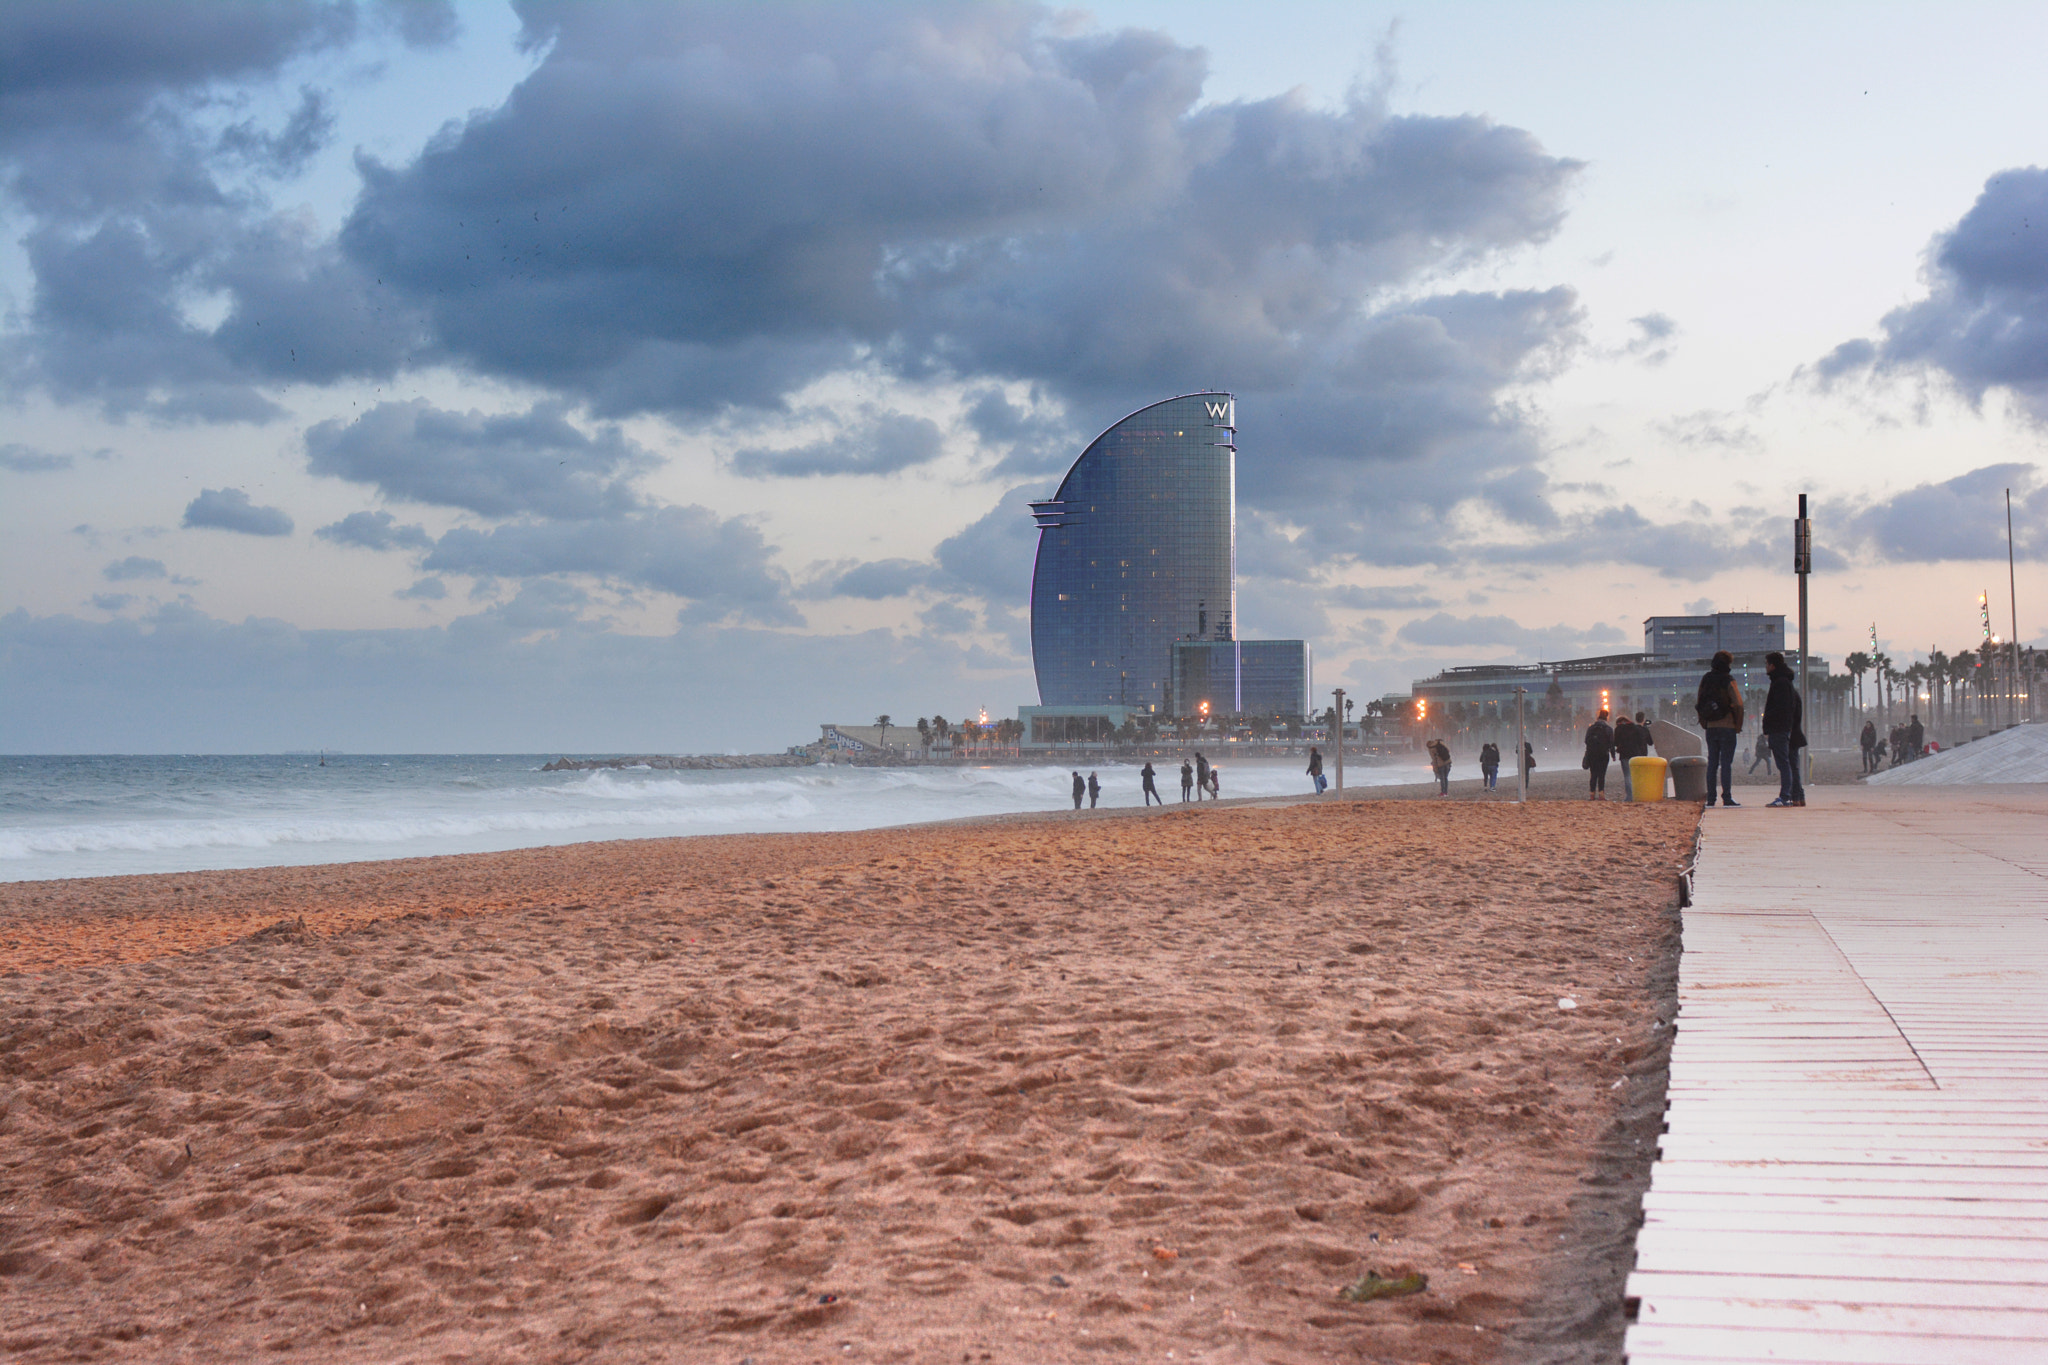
xmin=541 ymin=754 xmax=814 ymax=772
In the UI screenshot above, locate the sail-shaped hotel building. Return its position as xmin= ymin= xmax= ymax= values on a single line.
xmin=1025 ymin=394 xmax=1308 ymax=724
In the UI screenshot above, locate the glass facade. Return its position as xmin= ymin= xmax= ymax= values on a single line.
xmin=1029 ymin=393 xmax=1236 ymax=711
xmin=1169 ymin=640 xmax=1311 ymax=719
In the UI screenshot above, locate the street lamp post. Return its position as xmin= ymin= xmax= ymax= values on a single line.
xmin=1331 ymin=688 xmax=1345 ymax=793
xmin=1515 ymin=686 xmax=1528 ymax=804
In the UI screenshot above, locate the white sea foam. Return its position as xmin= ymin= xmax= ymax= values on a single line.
xmin=0 ymin=754 xmax=1429 ymax=881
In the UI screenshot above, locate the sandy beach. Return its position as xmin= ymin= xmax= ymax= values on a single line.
xmin=1 ymin=797 xmax=1696 ymax=1364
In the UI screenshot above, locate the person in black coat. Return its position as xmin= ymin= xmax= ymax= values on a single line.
xmin=1582 ymin=709 xmax=1616 ymax=800
xmin=1072 ymin=770 xmax=1085 ymax=810
xmin=1613 ymin=714 xmax=1650 ymax=801
xmin=1760 ymin=652 xmax=1806 ymax=807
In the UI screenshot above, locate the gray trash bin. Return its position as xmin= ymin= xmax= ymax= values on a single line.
xmin=1668 ymin=755 xmax=1708 ymax=802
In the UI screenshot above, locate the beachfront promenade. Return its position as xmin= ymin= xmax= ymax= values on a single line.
xmin=1626 ymin=785 xmax=2048 ymax=1363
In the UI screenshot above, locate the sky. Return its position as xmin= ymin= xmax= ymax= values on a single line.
xmin=4 ymin=0 xmax=2047 ymax=754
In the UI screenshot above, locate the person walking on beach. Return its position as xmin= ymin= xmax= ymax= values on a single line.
xmin=1087 ymin=771 xmax=1100 ymax=809
xmin=1427 ymin=738 xmax=1452 ymax=795
xmin=1582 ymin=709 xmax=1616 ymax=800
xmin=1140 ymin=761 xmax=1162 ymax=806
xmin=1207 ymin=764 xmax=1221 ymax=799
xmin=1761 ymin=651 xmax=1806 ymax=807
xmin=1860 ymin=719 xmax=1878 ymax=773
xmin=1194 ymin=751 xmax=1211 ymax=800
xmin=1696 ymin=650 xmax=1744 ymax=807
xmin=1748 ymin=731 xmax=1774 ymax=774
xmin=1180 ymin=759 xmax=1194 ymax=801
xmin=1479 ymin=740 xmax=1500 ymax=790
xmin=1307 ymin=746 xmax=1326 ymax=794
xmin=1071 ymin=771 xmax=1085 ymax=810
xmin=1613 ymin=715 xmax=1647 ymax=801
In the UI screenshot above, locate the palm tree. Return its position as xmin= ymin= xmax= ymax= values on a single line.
xmin=1843 ymin=651 xmax=1871 ymax=717
xmin=1870 ymin=652 xmax=1894 ymax=726
xmin=875 ymin=714 xmax=891 ymax=753
xmin=916 ymin=717 xmax=931 ymax=755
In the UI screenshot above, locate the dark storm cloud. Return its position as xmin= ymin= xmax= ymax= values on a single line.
xmin=315 ymin=509 xmax=434 ymax=552
xmin=728 ymin=411 xmax=944 ymax=480
xmin=305 ymin=400 xmax=653 ymax=519
xmin=103 ymin=556 xmax=167 ymax=581
xmin=965 ymin=389 xmax=1074 ymax=477
xmin=1835 ymin=463 xmax=2045 ymax=562
xmin=182 ymin=487 xmax=294 ymax=536
xmin=0 ymin=1 xmax=451 ymax=418
xmin=332 ymin=2 xmax=1580 ymax=515
xmin=1823 ymin=168 xmax=2048 ymax=419
xmin=1 ymin=443 xmax=73 ymax=472
xmin=421 ymin=506 xmax=796 ymax=625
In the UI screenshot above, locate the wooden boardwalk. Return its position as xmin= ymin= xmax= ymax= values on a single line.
xmin=1625 ymin=784 xmax=2048 ymax=1364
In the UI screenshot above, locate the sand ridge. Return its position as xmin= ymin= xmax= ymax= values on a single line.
xmin=0 ymin=799 xmax=1695 ymax=1363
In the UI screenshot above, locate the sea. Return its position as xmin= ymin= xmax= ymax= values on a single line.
xmin=0 ymin=753 xmax=1432 ymax=883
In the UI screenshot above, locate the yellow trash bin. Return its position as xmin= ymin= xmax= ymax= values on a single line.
xmin=1629 ymin=755 xmax=1669 ymax=803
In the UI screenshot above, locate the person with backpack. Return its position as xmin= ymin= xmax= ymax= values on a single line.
xmin=1582 ymin=708 xmax=1616 ymax=800
xmin=1306 ymin=746 xmax=1326 ymax=794
xmin=1760 ymin=652 xmax=1806 ymax=807
xmin=1695 ymin=650 xmax=1744 ymax=807
xmin=1428 ymin=738 xmax=1452 ymax=794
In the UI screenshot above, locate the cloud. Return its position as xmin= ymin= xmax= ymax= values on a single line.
xmin=1330 ymin=584 xmax=1443 ymax=611
xmin=1657 ymin=409 xmax=1760 ymax=452
xmin=0 ymin=1 xmax=458 ymax=420
xmin=800 ymin=558 xmax=934 ymax=601
xmin=217 ymin=86 xmax=335 ymax=176
xmin=1395 ymin=611 xmax=1625 ymax=657
xmin=933 ymin=485 xmax=1044 ymax=603
xmin=1 ymin=443 xmax=73 ymax=472
xmin=1835 ymin=462 xmax=2045 ymax=562
xmin=728 ymin=410 xmax=944 ymax=479
xmin=306 ymin=400 xmax=654 ymax=519
xmin=103 ymin=556 xmax=168 ymax=581
xmin=421 ymin=505 xmax=796 ymax=624
xmin=1620 ymin=312 xmax=1676 ymax=366
xmin=1822 ymin=167 xmax=2048 ymax=419
xmin=316 ymin=509 xmax=434 ymax=552
xmin=395 ymin=576 xmax=447 ymax=600
xmin=965 ymin=388 xmax=1074 ymax=476
xmin=182 ymin=487 xmax=294 ymax=536
xmin=327 ymin=3 xmax=1578 ymax=526
xmin=90 ymin=593 xmax=134 ymax=611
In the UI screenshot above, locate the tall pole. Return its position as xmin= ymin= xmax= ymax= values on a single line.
xmin=1515 ymin=686 xmax=1528 ymax=804
xmin=1795 ymin=494 xmax=1812 ymax=783
xmin=2009 ymin=489 xmax=2023 ymax=727
xmin=1331 ymin=688 xmax=1345 ymax=793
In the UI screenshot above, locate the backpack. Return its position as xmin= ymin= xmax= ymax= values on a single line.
xmin=1695 ymin=672 xmax=1732 ymax=725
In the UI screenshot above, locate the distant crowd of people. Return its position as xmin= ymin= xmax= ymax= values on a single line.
xmin=1062 ymin=647 xmax=1829 ymax=813
xmin=1859 ymin=715 xmax=1933 ymax=773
